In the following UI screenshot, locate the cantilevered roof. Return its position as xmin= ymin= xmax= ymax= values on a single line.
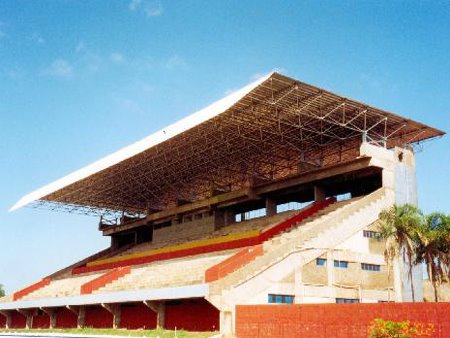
xmin=0 ymin=284 xmax=208 ymax=310
xmin=11 ymin=72 xmax=444 ymax=217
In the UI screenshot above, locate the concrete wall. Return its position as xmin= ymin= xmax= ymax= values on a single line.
xmin=153 ymin=215 xmax=215 ymax=243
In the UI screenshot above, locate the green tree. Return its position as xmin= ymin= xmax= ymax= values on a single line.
xmin=378 ymin=204 xmax=422 ymax=302
xmin=0 ymin=284 xmax=4 ymax=297
xmin=413 ymin=213 xmax=449 ymax=302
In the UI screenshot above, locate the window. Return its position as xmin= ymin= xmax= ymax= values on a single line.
xmin=336 ymin=192 xmax=352 ymax=201
xmin=363 ymin=230 xmax=380 ymax=239
xmin=336 ymin=298 xmax=359 ymax=304
xmin=316 ymin=258 xmax=327 ymax=266
xmin=361 ymin=263 xmax=381 ymax=272
xmin=235 ymin=208 xmax=267 ymax=222
xmin=277 ymin=201 xmax=312 ymax=213
xmin=334 ymin=260 xmax=348 ymax=268
xmin=268 ymin=294 xmax=294 ymax=304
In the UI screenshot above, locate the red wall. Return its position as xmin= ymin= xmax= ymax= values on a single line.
xmin=165 ymin=299 xmax=219 ymax=332
xmin=236 ymin=303 xmax=450 ymax=338
xmin=0 ymin=315 xmax=6 ymax=328
xmin=120 ymin=303 xmax=157 ymax=330
xmin=85 ymin=306 xmax=113 ymax=328
xmin=10 ymin=312 xmax=26 ymax=328
xmin=56 ymin=308 xmax=77 ymax=328
xmin=32 ymin=311 xmax=50 ymax=328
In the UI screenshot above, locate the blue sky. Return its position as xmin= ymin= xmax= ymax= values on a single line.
xmin=0 ymin=1 xmax=449 ymax=293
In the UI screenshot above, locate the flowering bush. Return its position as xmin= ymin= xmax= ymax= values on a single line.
xmin=368 ymin=319 xmax=434 ymax=338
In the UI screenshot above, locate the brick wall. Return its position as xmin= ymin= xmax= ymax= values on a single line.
xmin=236 ymin=303 xmax=450 ymax=338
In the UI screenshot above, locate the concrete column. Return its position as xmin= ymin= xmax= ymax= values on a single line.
xmin=41 ymin=308 xmax=56 ymax=329
xmin=326 ymin=251 xmax=334 ymax=290
xmin=224 ymin=210 xmax=235 ymax=226
xmin=265 ymin=197 xmax=277 ymax=217
xmin=102 ymin=304 xmax=121 ymax=329
xmin=144 ymin=301 xmax=165 ymax=329
xmin=17 ymin=309 xmax=32 ymax=329
xmin=0 ymin=311 xmax=11 ymax=329
xmin=220 ymin=310 xmax=233 ymax=337
xmin=293 ymin=265 xmax=304 ymax=304
xmin=314 ymin=185 xmax=326 ymax=202
xmin=213 ymin=209 xmax=226 ymax=230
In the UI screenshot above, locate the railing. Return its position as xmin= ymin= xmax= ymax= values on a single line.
xmin=205 ymin=245 xmax=264 ymax=282
xmin=80 ymin=266 xmax=131 ymax=294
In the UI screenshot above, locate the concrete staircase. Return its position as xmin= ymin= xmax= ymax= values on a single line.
xmin=207 ymin=188 xmax=392 ymax=308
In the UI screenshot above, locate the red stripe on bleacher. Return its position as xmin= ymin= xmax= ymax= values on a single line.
xmin=13 ymin=278 xmax=51 ymax=301
xmin=80 ymin=266 xmax=131 ymax=294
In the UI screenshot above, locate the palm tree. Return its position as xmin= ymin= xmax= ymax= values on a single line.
xmin=378 ymin=204 xmax=423 ymax=302
xmin=413 ymin=213 xmax=448 ymax=302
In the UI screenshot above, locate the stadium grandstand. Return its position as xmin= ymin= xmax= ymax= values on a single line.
xmin=0 ymin=72 xmax=445 ymax=336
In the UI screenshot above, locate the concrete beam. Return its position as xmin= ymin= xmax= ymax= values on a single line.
xmin=101 ymin=303 xmax=121 ymax=329
xmin=143 ymin=300 xmax=165 ymax=329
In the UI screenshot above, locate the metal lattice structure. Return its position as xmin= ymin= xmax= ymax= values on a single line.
xmin=12 ymin=73 xmax=444 ymax=218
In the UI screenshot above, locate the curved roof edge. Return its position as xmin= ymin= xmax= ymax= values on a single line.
xmin=9 ymin=72 xmax=274 ymax=212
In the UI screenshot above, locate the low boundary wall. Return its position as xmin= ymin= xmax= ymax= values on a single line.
xmin=236 ymin=303 xmax=450 ymax=338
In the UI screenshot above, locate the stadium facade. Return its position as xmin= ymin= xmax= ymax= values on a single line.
xmin=0 ymin=72 xmax=444 ymax=335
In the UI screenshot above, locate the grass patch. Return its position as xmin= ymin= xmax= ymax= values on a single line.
xmin=0 ymin=328 xmax=216 ymax=338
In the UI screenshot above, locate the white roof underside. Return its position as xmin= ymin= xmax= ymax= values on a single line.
xmin=10 ymin=73 xmax=273 ymax=212
xmin=0 ymin=284 xmax=208 ymax=310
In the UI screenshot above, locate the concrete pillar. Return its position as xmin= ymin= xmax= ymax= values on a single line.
xmin=213 ymin=210 xmax=225 ymax=230
xmin=220 ymin=310 xmax=233 ymax=337
xmin=77 ymin=306 xmax=85 ymax=328
xmin=41 ymin=308 xmax=56 ymax=329
xmin=102 ymin=304 xmax=121 ymax=329
xmin=265 ymin=197 xmax=277 ymax=216
xmin=224 ymin=210 xmax=235 ymax=226
xmin=326 ymin=251 xmax=334 ymax=289
xmin=293 ymin=265 xmax=304 ymax=304
xmin=144 ymin=301 xmax=165 ymax=329
xmin=0 ymin=311 xmax=11 ymax=329
xmin=393 ymin=258 xmax=403 ymax=302
xmin=17 ymin=309 xmax=32 ymax=329
xmin=314 ymin=185 xmax=326 ymax=202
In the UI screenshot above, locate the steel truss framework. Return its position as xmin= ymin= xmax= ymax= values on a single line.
xmin=27 ymin=73 xmax=443 ymax=218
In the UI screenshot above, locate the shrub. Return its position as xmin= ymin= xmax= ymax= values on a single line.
xmin=368 ymin=319 xmax=434 ymax=338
